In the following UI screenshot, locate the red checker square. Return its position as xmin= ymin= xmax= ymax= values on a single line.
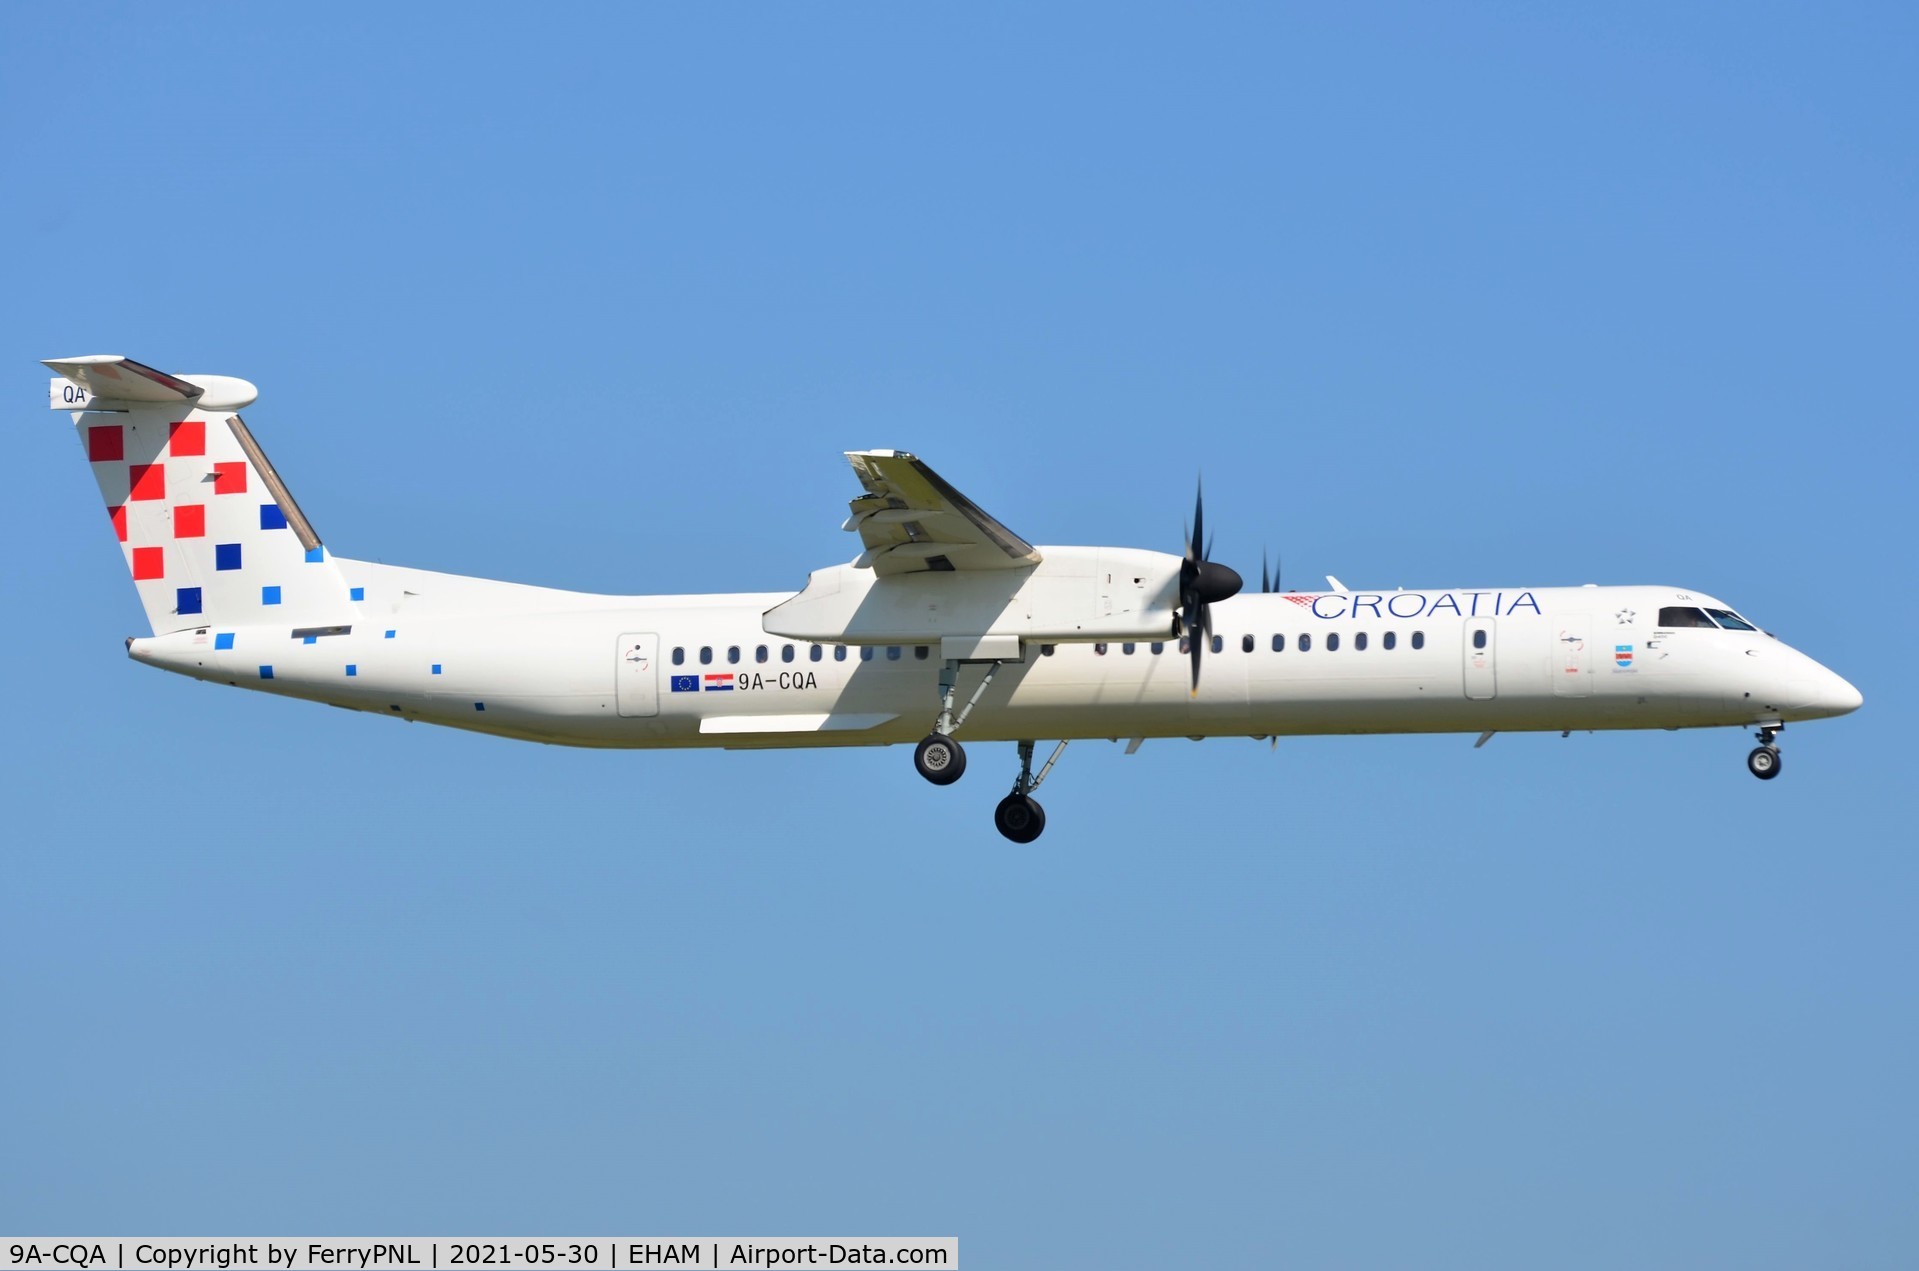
xmin=110 ymin=505 xmax=127 ymax=543
xmin=168 ymin=420 xmax=206 ymax=456
xmin=128 ymin=463 xmax=167 ymax=502
xmin=131 ymin=546 xmax=164 ymax=581
xmin=213 ymin=462 xmax=248 ymax=495
xmin=88 ymin=425 xmax=124 ymax=462
xmin=174 ymin=504 xmax=206 ymax=538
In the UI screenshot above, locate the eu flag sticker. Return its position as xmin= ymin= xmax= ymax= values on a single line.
xmin=670 ymin=674 xmax=700 ymax=693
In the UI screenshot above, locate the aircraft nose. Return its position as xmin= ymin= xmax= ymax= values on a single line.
xmin=1797 ymin=665 xmax=1863 ymax=717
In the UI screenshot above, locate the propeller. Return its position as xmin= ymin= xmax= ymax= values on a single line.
xmin=1260 ymin=549 xmax=1282 ymax=594
xmin=1178 ymin=480 xmax=1243 ymax=694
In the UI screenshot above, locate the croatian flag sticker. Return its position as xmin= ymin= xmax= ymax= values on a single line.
xmin=703 ymin=673 xmax=735 ymax=691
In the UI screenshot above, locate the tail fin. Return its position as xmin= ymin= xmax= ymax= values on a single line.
xmin=49 ymin=355 xmax=358 ymax=636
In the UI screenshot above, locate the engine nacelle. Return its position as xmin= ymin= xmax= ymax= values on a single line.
xmin=762 ymin=546 xmax=1183 ymax=646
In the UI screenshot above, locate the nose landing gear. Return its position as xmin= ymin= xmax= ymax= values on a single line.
xmin=1747 ymin=724 xmax=1782 ymax=780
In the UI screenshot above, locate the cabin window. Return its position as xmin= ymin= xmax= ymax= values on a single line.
xmin=1327 ymin=633 xmax=1341 ymax=652
xmin=1122 ymin=642 xmax=1136 ymax=655
xmin=728 ymin=646 xmax=741 ymax=664
xmin=1705 ymin=608 xmax=1757 ymax=631
xmin=1355 ymin=632 xmax=1368 ymax=651
xmin=834 ymin=645 xmax=847 ymax=661
xmin=1271 ymin=634 xmax=1285 ymax=652
xmin=1210 ymin=635 xmax=1223 ymax=654
xmin=1658 ymin=606 xmax=1713 ymax=628
xmin=699 ymin=646 xmax=713 ymax=665
xmin=809 ymin=644 xmax=822 ymax=662
xmin=1383 ymin=631 xmax=1396 ymax=650
xmin=755 ymin=644 xmax=769 ymax=663
xmin=1472 ymin=629 xmax=1487 ymax=650
xmin=1094 ymin=642 xmax=1108 ymax=655
xmin=1411 ymin=631 xmax=1425 ymax=650
xmin=861 ymin=646 xmax=875 ymax=662
xmin=782 ymin=644 xmax=795 ymax=663
xmin=1298 ymin=633 xmax=1312 ymax=652
xmin=1151 ymin=641 xmax=1165 ymax=654
xmin=1241 ymin=634 xmax=1254 ymax=653
xmin=672 ymin=647 xmax=685 ymax=666
xmin=886 ymin=646 xmax=902 ymax=660
xmin=915 ymin=645 xmax=930 ymax=660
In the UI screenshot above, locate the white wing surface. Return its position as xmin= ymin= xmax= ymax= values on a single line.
xmin=842 ymin=450 xmax=1041 ymax=576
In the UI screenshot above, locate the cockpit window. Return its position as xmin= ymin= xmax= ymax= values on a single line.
xmin=1705 ymin=608 xmax=1756 ymax=631
xmin=1659 ymin=606 xmax=1716 ymax=628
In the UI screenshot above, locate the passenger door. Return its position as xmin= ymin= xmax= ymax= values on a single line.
xmin=1463 ymin=618 xmax=1497 ymax=700
xmin=1552 ymin=614 xmax=1591 ymax=698
xmin=616 ymin=632 xmax=660 ymax=717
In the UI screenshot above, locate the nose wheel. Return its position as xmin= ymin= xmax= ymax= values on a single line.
xmin=1746 ymin=725 xmax=1782 ymax=780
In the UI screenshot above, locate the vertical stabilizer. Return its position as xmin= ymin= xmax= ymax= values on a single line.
xmin=49 ymin=356 xmax=358 ymax=636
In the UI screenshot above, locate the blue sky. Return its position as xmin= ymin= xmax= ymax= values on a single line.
xmin=3 ymin=3 xmax=1914 ymax=1266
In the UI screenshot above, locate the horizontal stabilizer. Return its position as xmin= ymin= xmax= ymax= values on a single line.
xmin=47 ymin=355 xmax=258 ymax=411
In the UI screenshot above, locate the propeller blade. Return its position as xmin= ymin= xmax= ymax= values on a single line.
xmin=1189 ymin=626 xmax=1203 ymax=693
xmin=1261 ymin=550 xmax=1271 ymax=595
xmin=1190 ymin=481 xmax=1205 ymax=565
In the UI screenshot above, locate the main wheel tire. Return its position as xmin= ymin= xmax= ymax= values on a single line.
xmin=914 ymin=734 xmax=967 ymax=785
xmin=1747 ymin=745 xmax=1781 ymax=780
xmin=994 ymin=793 xmax=1046 ymax=843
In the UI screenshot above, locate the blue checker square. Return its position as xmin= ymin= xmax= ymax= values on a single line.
xmin=350 ymin=587 xmax=365 ymax=601
xmin=346 ymin=665 xmax=358 ymax=677
xmin=384 ymin=629 xmax=396 ymax=639
xmin=431 ymin=664 xmax=443 ymax=675
xmin=303 ymin=635 xmax=317 ymax=645
xmin=214 ymin=633 xmax=234 ymax=650
xmin=176 ymin=587 xmax=203 ymax=615
xmin=473 ymin=702 xmax=485 ymax=712
xmin=260 ymin=504 xmax=288 ymax=530
xmin=262 ymin=585 xmax=282 ymax=605
xmin=259 ymin=665 xmax=274 ymax=680
xmin=305 ymin=546 xmax=325 ymax=563
xmin=215 ymin=542 xmax=242 ymax=571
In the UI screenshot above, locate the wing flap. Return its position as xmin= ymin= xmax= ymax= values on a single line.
xmin=843 ymin=450 xmax=1040 ymax=575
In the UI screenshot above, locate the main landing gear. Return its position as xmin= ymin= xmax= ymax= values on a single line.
xmin=913 ymin=657 xmax=1002 ymax=787
xmin=1747 ymin=724 xmax=1783 ymax=781
xmin=914 ymin=657 xmax=1067 ymax=841
xmin=993 ymin=738 xmax=1068 ymax=843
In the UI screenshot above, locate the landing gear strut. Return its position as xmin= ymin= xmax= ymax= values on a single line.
xmin=995 ymin=739 xmax=1068 ymax=843
xmin=913 ymin=658 xmax=1004 ymax=787
xmin=1747 ymin=724 xmax=1782 ymax=781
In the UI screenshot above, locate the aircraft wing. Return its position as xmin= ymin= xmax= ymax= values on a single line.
xmin=842 ymin=450 xmax=1041 ymax=575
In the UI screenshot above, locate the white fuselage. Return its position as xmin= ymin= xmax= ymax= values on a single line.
xmin=128 ymin=563 xmax=1862 ymax=750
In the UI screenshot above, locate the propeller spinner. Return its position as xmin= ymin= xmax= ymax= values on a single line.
xmin=1178 ymin=481 xmax=1243 ymax=694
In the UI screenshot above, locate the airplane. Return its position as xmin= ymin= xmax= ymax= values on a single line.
xmin=47 ymin=354 xmax=1863 ymax=842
